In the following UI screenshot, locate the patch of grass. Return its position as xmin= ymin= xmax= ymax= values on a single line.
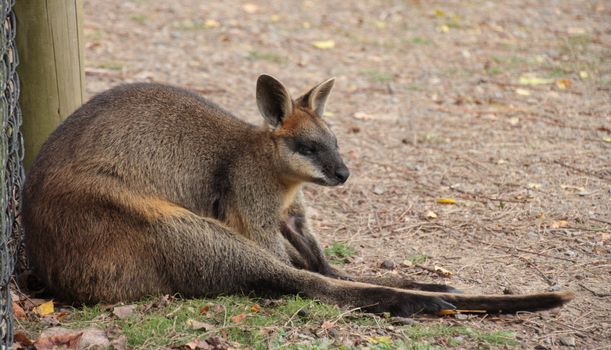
xmin=94 ymin=61 xmax=124 ymax=71
xmin=566 ymin=34 xmax=592 ymax=48
xmin=130 ymin=15 xmax=148 ymax=24
xmin=18 ymin=295 xmax=519 ymax=349
xmin=363 ymin=69 xmax=394 ymax=83
xmin=410 ymin=36 xmax=431 ymax=45
xmin=247 ymin=50 xmax=286 ymax=64
xmin=405 ymin=254 xmax=428 ymax=264
xmin=403 ymin=324 xmax=518 ymax=347
xmin=324 ymin=241 xmax=356 ymax=264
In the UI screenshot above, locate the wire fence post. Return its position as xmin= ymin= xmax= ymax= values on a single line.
xmin=0 ymin=0 xmax=25 ymax=348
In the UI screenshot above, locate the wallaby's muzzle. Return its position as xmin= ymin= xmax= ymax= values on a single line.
xmin=334 ymin=164 xmax=350 ymax=184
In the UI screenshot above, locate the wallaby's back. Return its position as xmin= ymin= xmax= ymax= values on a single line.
xmin=24 ymin=83 xmax=262 ymax=302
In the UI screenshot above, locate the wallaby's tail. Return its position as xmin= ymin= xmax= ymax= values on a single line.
xmin=440 ymin=291 xmax=574 ymax=314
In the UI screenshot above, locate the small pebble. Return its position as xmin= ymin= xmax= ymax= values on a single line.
xmin=454 ymin=313 xmax=469 ymax=320
xmin=452 ymin=336 xmax=464 ymax=343
xmin=559 ymin=336 xmax=576 ymax=347
xmin=503 ymin=286 xmax=518 ymax=295
xmin=297 ymin=308 xmax=309 ymax=317
xmin=381 ymin=260 xmax=395 ymax=270
xmin=548 ymin=284 xmax=561 ymax=292
xmin=328 ymin=329 xmax=339 ymax=338
xmin=389 ymin=317 xmax=415 ymax=326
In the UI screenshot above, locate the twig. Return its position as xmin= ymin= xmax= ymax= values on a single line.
xmin=579 ymin=283 xmax=611 ymax=297
xmin=552 ymin=160 xmax=610 ymax=182
xmin=590 ymin=217 xmax=611 ymax=226
xmin=471 ymin=240 xmax=577 ymax=263
xmin=518 ymin=256 xmax=555 ymax=286
xmin=451 ymin=187 xmax=529 ymax=204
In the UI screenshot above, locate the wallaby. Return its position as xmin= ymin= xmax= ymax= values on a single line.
xmin=23 ymin=75 xmax=573 ymax=316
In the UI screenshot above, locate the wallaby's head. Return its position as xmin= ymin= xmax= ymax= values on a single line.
xmin=256 ymin=74 xmax=349 ymax=186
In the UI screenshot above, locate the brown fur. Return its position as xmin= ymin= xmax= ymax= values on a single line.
xmin=23 ymin=76 xmax=573 ymax=315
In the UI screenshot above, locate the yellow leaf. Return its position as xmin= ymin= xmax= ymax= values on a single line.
xmin=550 ymin=220 xmax=569 ymax=229
xmin=374 ymin=20 xmax=387 ymax=29
xmin=438 ymin=24 xmax=450 ymax=33
xmin=579 ymin=71 xmax=589 ymax=79
xmin=434 ymin=9 xmax=446 ymax=17
xmin=515 ymin=88 xmax=531 ymax=96
xmin=231 ymin=313 xmax=247 ymax=323
xmin=436 ymin=198 xmax=456 ymax=205
xmin=204 ymin=19 xmax=220 ymax=28
xmin=250 ymin=304 xmax=261 ymax=313
xmin=323 ymin=111 xmax=334 ymax=117
xmin=302 ymin=21 xmax=311 ymax=29
xmin=270 ymin=15 xmax=281 ymax=22
xmin=34 ymin=301 xmax=54 ymax=316
xmin=242 ymin=3 xmax=258 ymax=13
xmin=312 ymin=40 xmax=335 ymax=49
xmin=434 ymin=265 xmax=453 ymax=277
xmin=519 ymin=75 xmax=553 ymax=85
xmin=425 ymin=210 xmax=438 ymax=219
xmin=369 ymin=336 xmax=392 ymax=345
xmin=555 ymin=79 xmax=571 ymax=89
xmin=527 ymin=183 xmax=541 ymax=189
xmin=604 ymin=137 xmax=611 ymax=143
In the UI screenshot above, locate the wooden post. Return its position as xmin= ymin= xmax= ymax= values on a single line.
xmin=15 ymin=0 xmax=85 ymax=170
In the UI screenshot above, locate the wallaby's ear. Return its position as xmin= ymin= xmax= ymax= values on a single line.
xmin=256 ymin=75 xmax=293 ymax=127
xmin=296 ymin=78 xmax=335 ymax=116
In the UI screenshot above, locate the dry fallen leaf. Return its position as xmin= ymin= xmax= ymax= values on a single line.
xmin=437 ymin=24 xmax=450 ymax=32
xmin=199 ymin=305 xmax=210 ymax=315
xmin=321 ymin=320 xmax=335 ymax=330
xmin=519 ymin=75 xmax=553 ymax=85
xmin=556 ymin=79 xmax=572 ymax=89
xmin=230 ymin=313 xmax=247 ymax=323
xmin=35 ymin=329 xmax=83 ymax=350
xmin=184 ymin=338 xmax=211 ymax=350
xmin=186 ymin=319 xmax=215 ymax=331
xmin=311 ymin=40 xmax=335 ymax=49
xmin=204 ymin=19 xmax=220 ymax=29
xmin=436 ymin=198 xmax=456 ymax=205
xmin=434 ymin=265 xmax=453 ymax=277
xmin=550 ymin=220 xmax=569 ymax=229
xmin=14 ymin=332 xmax=34 ymax=347
xmin=579 ymin=71 xmax=589 ymax=79
xmin=425 ymin=210 xmax=438 ymax=219
xmin=13 ymin=301 xmax=26 ymax=318
xmin=34 ymin=301 xmax=54 ymax=316
xmin=250 ymin=304 xmax=261 ymax=313
xmin=113 ymin=304 xmax=136 ymax=319
xmin=369 ymin=336 xmax=392 ymax=345
xmin=242 ymin=3 xmax=258 ymax=13
xmin=515 ymin=88 xmax=531 ymax=96
xmin=527 ymin=183 xmax=541 ymax=189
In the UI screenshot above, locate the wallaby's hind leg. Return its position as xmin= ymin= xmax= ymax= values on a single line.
xmin=151 ymin=211 xmax=461 ymax=316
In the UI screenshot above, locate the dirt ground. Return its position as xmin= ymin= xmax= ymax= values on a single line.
xmin=79 ymin=0 xmax=610 ymax=348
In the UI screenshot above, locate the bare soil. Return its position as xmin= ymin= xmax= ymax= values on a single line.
xmin=78 ymin=0 xmax=610 ymax=348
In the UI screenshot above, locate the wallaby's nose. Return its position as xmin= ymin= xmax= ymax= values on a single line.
xmin=335 ymin=167 xmax=350 ymax=183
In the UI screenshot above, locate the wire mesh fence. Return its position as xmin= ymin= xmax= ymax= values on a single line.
xmin=0 ymin=0 xmax=24 ymax=347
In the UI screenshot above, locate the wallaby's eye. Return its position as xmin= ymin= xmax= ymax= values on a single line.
xmin=297 ymin=143 xmax=316 ymax=156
